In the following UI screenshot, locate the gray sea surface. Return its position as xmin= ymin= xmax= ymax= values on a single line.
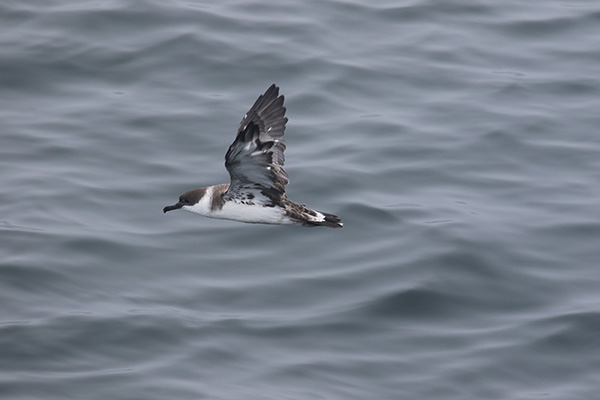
xmin=2 ymin=1 xmax=600 ymax=399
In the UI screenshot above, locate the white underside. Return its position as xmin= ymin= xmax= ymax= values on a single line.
xmin=183 ymin=186 xmax=294 ymax=225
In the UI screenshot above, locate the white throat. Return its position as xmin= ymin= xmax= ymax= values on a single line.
xmin=184 ymin=186 xmax=214 ymax=217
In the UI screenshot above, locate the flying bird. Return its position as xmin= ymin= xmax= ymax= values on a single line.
xmin=163 ymin=84 xmax=343 ymax=228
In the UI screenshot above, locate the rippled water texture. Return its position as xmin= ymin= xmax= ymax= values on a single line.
xmin=2 ymin=1 xmax=600 ymax=399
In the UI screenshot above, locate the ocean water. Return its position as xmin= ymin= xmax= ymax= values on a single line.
xmin=1 ymin=1 xmax=600 ymax=399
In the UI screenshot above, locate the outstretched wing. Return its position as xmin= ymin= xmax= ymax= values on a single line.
xmin=224 ymin=84 xmax=289 ymax=205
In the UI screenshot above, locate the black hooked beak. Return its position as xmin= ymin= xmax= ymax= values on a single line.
xmin=163 ymin=202 xmax=183 ymax=213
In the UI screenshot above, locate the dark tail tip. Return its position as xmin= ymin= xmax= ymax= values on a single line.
xmin=324 ymin=212 xmax=343 ymax=228
xmin=315 ymin=212 xmax=343 ymax=228
xmin=295 ymin=207 xmax=343 ymax=228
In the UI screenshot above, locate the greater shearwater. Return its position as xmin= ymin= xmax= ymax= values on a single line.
xmin=163 ymin=84 xmax=343 ymax=228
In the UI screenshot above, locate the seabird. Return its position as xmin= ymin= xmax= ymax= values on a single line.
xmin=163 ymin=84 xmax=343 ymax=228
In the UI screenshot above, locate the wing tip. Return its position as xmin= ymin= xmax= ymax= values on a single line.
xmin=263 ymin=84 xmax=281 ymax=103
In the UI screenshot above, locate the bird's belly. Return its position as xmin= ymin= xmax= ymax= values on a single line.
xmin=210 ymin=202 xmax=291 ymax=224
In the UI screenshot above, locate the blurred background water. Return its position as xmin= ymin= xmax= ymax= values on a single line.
xmin=1 ymin=1 xmax=600 ymax=399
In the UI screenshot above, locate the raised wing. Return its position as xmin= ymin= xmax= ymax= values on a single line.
xmin=224 ymin=84 xmax=289 ymax=205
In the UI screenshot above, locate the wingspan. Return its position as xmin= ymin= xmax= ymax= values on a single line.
xmin=224 ymin=84 xmax=289 ymax=206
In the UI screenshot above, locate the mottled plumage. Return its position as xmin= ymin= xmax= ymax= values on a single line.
xmin=163 ymin=84 xmax=343 ymax=228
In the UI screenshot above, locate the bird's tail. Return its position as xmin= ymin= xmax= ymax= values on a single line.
xmin=317 ymin=211 xmax=344 ymax=228
xmin=300 ymin=209 xmax=343 ymax=228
